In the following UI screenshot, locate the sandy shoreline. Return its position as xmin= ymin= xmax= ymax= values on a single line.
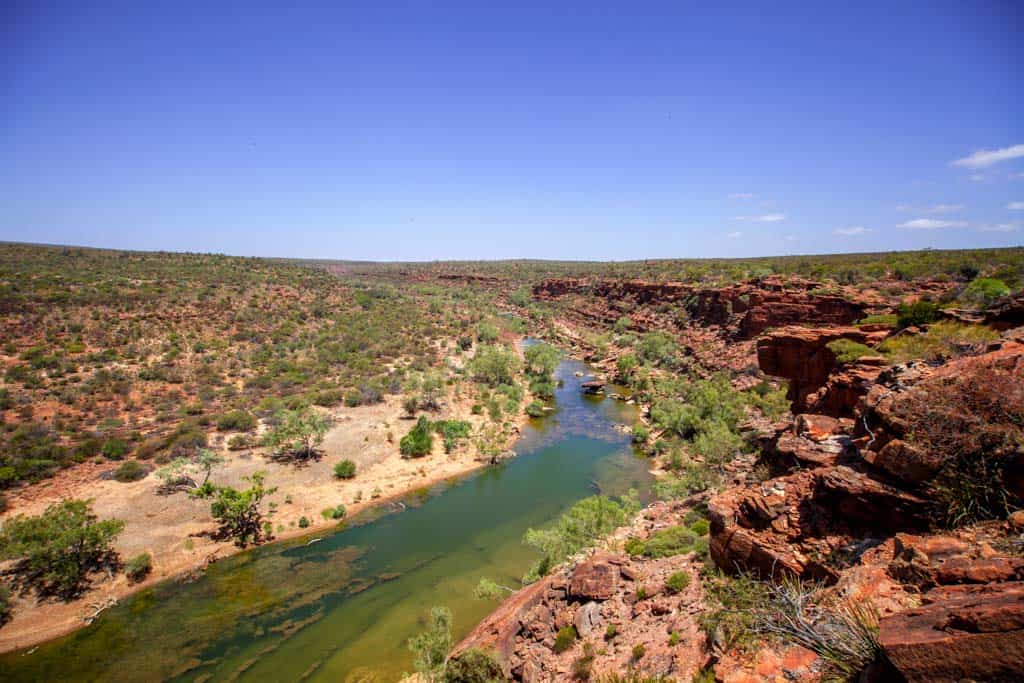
xmin=0 ymin=375 xmax=534 ymax=654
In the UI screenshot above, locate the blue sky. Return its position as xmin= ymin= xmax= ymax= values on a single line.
xmin=2 ymin=1 xmax=1022 ymax=261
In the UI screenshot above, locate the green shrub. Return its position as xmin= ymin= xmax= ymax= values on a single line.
xmin=605 ymin=623 xmax=618 ymax=639
xmin=113 ymin=460 xmax=148 ymax=483
xmin=334 ymin=459 xmax=357 ymax=479
xmin=880 ymin=320 xmax=1000 ymax=363
xmin=632 ymin=425 xmax=650 ymax=443
xmin=125 ymin=552 xmax=152 ymax=582
xmin=312 ymin=388 xmax=345 ymax=407
xmin=699 ymin=571 xmax=772 ymax=654
xmin=961 ymin=278 xmax=1010 ymax=307
xmin=227 ymin=434 xmax=253 ymax=450
xmin=101 ymin=438 xmax=129 ymax=460
xmin=826 ymin=339 xmax=875 ymax=364
xmin=554 ymin=625 xmax=577 ymax=653
xmin=216 ymin=410 xmax=256 ymax=432
xmin=434 ymin=419 xmax=471 ymax=453
xmin=443 ymin=648 xmax=504 ymax=683
xmin=896 ymin=300 xmax=941 ymax=328
xmin=298 ymin=516 xmax=309 ymax=528
xmin=665 ymin=571 xmax=691 ymax=594
xmin=400 ymin=417 xmax=434 ymax=457
xmin=321 ymin=504 xmax=346 ymax=520
xmin=468 ymin=345 xmax=518 ymax=387
xmin=634 ymin=526 xmax=700 ymax=558
xmin=631 ymin=643 xmax=645 ymax=661
xmin=525 ymin=400 xmax=546 ymax=417
xmin=689 ymin=518 xmax=709 ymax=536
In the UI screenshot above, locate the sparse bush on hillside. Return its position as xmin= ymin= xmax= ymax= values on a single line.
xmin=216 ymin=410 xmax=256 ymax=432
xmin=960 ymin=277 xmax=1010 ymax=307
xmin=334 ymin=459 xmax=357 ymax=479
xmin=125 ymin=552 xmax=152 ymax=582
xmin=879 ymin=320 xmax=999 ymax=363
xmin=113 ymin=460 xmax=148 ymax=482
xmin=896 ymin=300 xmax=941 ymax=329
xmin=400 ymin=417 xmax=434 ymax=457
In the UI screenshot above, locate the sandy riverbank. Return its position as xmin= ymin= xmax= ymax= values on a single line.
xmin=0 ymin=383 xmax=533 ymax=653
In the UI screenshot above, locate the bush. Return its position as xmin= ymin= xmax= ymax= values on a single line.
xmin=631 ymin=425 xmax=650 ymax=443
xmin=113 ymin=460 xmax=148 ymax=483
xmin=0 ymin=500 xmax=124 ymax=599
xmin=298 ymin=516 xmax=310 ymax=528
xmin=629 ymin=526 xmax=702 ymax=558
xmin=312 ymin=388 xmax=345 ymax=407
xmin=334 ymin=459 xmax=357 ymax=479
xmin=665 ymin=571 xmax=691 ymax=594
xmin=125 ymin=552 xmax=152 ymax=582
xmin=434 ymin=419 xmax=471 ymax=453
xmin=525 ymin=400 xmax=546 ymax=417
xmin=400 ymin=417 xmax=434 ymax=457
xmin=961 ymin=277 xmax=1010 ymax=307
xmin=631 ymin=644 xmax=645 ymax=661
xmin=227 ymin=434 xmax=253 ymax=450
xmin=553 ymin=625 xmax=577 ymax=653
xmin=321 ymin=504 xmax=346 ymax=520
xmin=262 ymin=407 xmax=329 ymax=460
xmin=522 ymin=494 xmax=638 ymax=583
xmin=468 ymin=345 xmax=518 ymax=387
xmin=826 ymin=339 xmax=875 ymax=364
xmin=880 ymin=320 xmax=999 ymax=363
xmin=216 ymin=410 xmax=256 ymax=432
xmin=443 ymin=648 xmax=504 ymax=683
xmin=101 ymin=438 xmax=129 ymax=460
xmin=699 ymin=571 xmax=773 ymax=654
xmin=896 ymin=300 xmax=941 ymax=329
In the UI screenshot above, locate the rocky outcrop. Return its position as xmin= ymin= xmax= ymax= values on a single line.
xmin=879 ymin=582 xmax=1024 ymax=682
xmin=533 ymin=278 xmax=867 ymax=341
xmin=756 ymin=326 xmax=877 ymax=414
xmin=985 ymin=290 xmax=1024 ymax=330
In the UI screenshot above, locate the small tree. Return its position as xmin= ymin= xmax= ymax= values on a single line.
xmin=0 ymin=500 xmax=124 ymax=599
xmin=192 ymin=471 xmax=276 ymax=547
xmin=400 ymin=417 xmax=434 ymax=457
xmin=263 ymin=408 xmax=330 ymax=461
xmin=408 ymin=606 xmax=453 ymax=682
xmin=156 ymin=448 xmax=225 ymax=493
xmin=334 ymin=459 xmax=357 ymax=479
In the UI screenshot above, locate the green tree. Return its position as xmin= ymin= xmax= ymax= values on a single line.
xmin=523 ymin=342 xmax=560 ymax=399
xmin=263 ymin=408 xmax=330 ymax=460
xmin=156 ymin=448 xmax=225 ymax=493
xmin=0 ymin=500 xmax=124 ymax=598
xmin=408 ymin=606 xmax=453 ymax=681
xmin=192 ymin=471 xmax=276 ymax=547
xmin=400 ymin=417 xmax=434 ymax=457
xmin=467 ymin=345 xmax=518 ymax=387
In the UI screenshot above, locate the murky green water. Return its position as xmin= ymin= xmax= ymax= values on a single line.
xmin=2 ymin=355 xmax=651 ymax=682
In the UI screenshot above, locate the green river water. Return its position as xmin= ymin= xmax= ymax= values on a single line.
xmin=2 ymin=353 xmax=652 ymax=682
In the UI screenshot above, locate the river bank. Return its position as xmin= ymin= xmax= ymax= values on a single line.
xmin=0 ymin=346 xmax=536 ymax=654
xmin=1 ymin=352 xmax=652 ymax=682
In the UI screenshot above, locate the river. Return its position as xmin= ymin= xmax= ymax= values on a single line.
xmin=2 ymin=353 xmax=652 ymax=682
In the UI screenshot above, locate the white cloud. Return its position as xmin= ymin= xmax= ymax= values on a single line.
xmin=898 ymin=218 xmax=968 ymax=229
xmin=734 ymin=213 xmax=785 ymax=222
xmin=896 ymin=203 xmax=963 ymax=214
xmin=952 ymin=143 xmax=1024 ymax=169
xmin=728 ymin=193 xmax=754 ymax=200
xmin=726 ymin=231 xmax=743 ymax=239
xmin=976 ymin=223 xmax=1020 ymax=233
xmin=834 ymin=226 xmax=871 ymax=236
xmin=1008 ymin=202 xmax=1024 ymax=210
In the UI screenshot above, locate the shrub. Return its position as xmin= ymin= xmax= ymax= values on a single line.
xmin=880 ymin=320 xmax=999 ymax=363
xmin=408 ymin=606 xmax=452 ymax=681
xmin=227 ymin=434 xmax=253 ymax=450
xmin=0 ymin=500 xmax=124 ymax=599
xmin=125 ymin=552 xmax=152 ymax=582
xmin=632 ymin=526 xmax=700 ymax=558
xmin=191 ymin=471 xmax=276 ymax=547
xmin=312 ymin=388 xmax=345 ymax=407
xmin=216 ymin=410 xmax=256 ymax=432
xmin=400 ymin=416 xmax=434 ymax=457
xmin=468 ymin=345 xmax=518 ymax=387
xmin=699 ymin=571 xmax=773 ymax=654
xmin=321 ymin=504 xmax=346 ymax=520
xmin=961 ymin=277 xmax=1010 ymax=307
xmin=443 ymin=648 xmax=503 ymax=683
xmin=522 ymin=493 xmax=639 ymax=583
xmin=553 ymin=625 xmax=577 ymax=653
xmin=896 ymin=300 xmax=940 ymax=328
xmin=605 ymin=623 xmax=618 ymax=639
xmin=631 ymin=644 xmax=645 ymax=661
xmin=525 ymin=400 xmax=546 ymax=417
xmin=434 ymin=419 xmax=471 ymax=453
xmin=334 ymin=459 xmax=357 ymax=479
xmin=101 ymin=438 xmax=129 ymax=460
xmin=826 ymin=339 xmax=875 ymax=364
xmin=665 ymin=571 xmax=691 ymax=594
xmin=298 ymin=516 xmax=310 ymax=528
xmin=632 ymin=425 xmax=650 ymax=443
xmin=262 ymin=407 xmax=329 ymax=460
xmin=113 ymin=460 xmax=148 ymax=483
xmin=689 ymin=518 xmax=709 ymax=536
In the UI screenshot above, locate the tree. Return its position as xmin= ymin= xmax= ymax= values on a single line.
xmin=408 ymin=606 xmax=453 ymax=681
xmin=400 ymin=417 xmax=434 ymax=457
xmin=523 ymin=342 xmax=560 ymax=399
xmin=156 ymin=448 xmax=225 ymax=493
xmin=0 ymin=500 xmax=124 ymax=599
xmin=467 ymin=345 xmax=518 ymax=387
xmin=192 ymin=471 xmax=276 ymax=547
xmin=473 ymin=577 xmax=515 ymax=601
xmin=262 ymin=408 xmax=330 ymax=460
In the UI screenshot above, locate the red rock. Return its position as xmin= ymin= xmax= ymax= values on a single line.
xmin=568 ymin=555 xmax=620 ymax=601
xmin=863 ymin=438 xmax=940 ymax=485
xmin=879 ymin=582 xmax=1024 ymax=682
xmin=935 ymin=557 xmax=1024 ymax=585
xmin=794 ymin=413 xmax=841 ymax=441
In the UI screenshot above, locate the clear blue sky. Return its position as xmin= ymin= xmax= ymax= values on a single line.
xmin=2 ymin=1 xmax=1022 ymax=261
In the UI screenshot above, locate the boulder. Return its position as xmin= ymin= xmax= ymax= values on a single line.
xmin=879 ymin=582 xmax=1024 ymax=682
xmin=568 ymin=554 xmax=620 ymax=601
